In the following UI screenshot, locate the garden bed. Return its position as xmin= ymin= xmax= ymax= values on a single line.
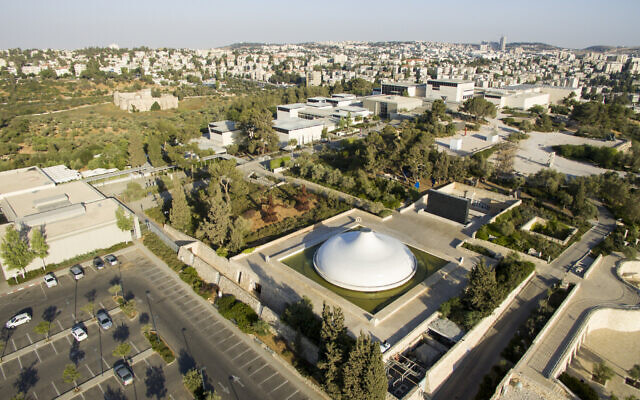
xmin=144 ymin=330 xmax=175 ymax=363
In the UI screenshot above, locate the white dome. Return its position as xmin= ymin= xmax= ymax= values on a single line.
xmin=313 ymin=229 xmax=417 ymax=292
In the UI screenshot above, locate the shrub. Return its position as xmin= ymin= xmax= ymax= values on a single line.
xmin=559 ymin=373 xmax=598 ymax=400
xmin=144 ymin=331 xmax=175 ymax=363
xmin=216 ymin=294 xmax=260 ymax=333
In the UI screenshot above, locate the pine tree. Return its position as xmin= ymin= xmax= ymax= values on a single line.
xmin=464 ymin=260 xmax=500 ymax=314
xmin=318 ymin=341 xmax=343 ymax=399
xmin=227 ymin=216 xmax=250 ymax=252
xmin=128 ymin=133 xmax=147 ymax=167
xmin=30 ymin=227 xmax=49 ymax=269
xmin=0 ymin=225 xmax=35 ymax=276
xmin=169 ymin=189 xmax=193 ymax=233
xmin=341 ymin=333 xmax=387 ymax=400
xmin=147 ymin=135 xmax=166 ymax=167
xmin=196 ymin=187 xmax=230 ymax=247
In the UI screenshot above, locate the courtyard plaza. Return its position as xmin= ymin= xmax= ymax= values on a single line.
xmin=235 ymin=206 xmax=480 ymax=343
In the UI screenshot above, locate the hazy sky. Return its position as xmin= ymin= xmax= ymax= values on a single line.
xmin=1 ymin=0 xmax=639 ymax=50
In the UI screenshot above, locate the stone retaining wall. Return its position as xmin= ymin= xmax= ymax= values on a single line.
xmin=425 ymin=271 xmax=536 ymax=396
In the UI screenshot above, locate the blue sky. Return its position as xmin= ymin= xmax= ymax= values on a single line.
xmin=1 ymin=0 xmax=638 ymax=49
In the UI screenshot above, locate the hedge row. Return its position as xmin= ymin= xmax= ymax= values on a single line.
xmin=558 ymin=373 xmax=598 ymax=400
xmin=144 ymin=331 xmax=175 ymax=363
xmin=216 ymin=294 xmax=259 ymax=334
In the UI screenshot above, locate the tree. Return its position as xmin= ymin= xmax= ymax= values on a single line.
xmin=62 ymin=364 xmax=81 ymax=389
xmin=238 ymin=108 xmax=278 ymax=154
xmin=464 ymin=260 xmax=500 ymax=314
xmin=629 ymin=364 xmax=640 ymax=383
xmin=183 ymin=368 xmax=203 ymax=394
xmin=169 ymin=188 xmax=193 ymax=233
xmin=30 ymin=227 xmax=49 ymax=269
xmin=318 ymin=341 xmax=343 ymax=398
xmin=150 ymin=101 xmax=161 ymax=111
xmin=593 ymin=361 xmax=614 ymax=385
xmin=113 ymin=342 xmax=132 ymax=360
xmin=493 ymin=142 xmax=517 ymax=177
xmin=462 ymin=97 xmax=497 ymax=121
xmin=128 ymin=133 xmax=147 ymax=167
xmin=147 ymin=135 xmax=166 ymax=167
xmin=341 ymin=332 xmax=386 ymax=400
xmin=208 ymin=159 xmax=246 ymax=206
xmin=196 ymin=189 xmax=231 ymax=248
xmin=109 ymin=283 xmax=122 ymax=298
xmin=227 ymin=216 xmax=250 ymax=253
xmin=0 ymin=225 xmax=35 ymax=277
xmin=33 ymin=321 xmax=52 ymax=340
xmin=115 ymin=207 xmax=134 ymax=232
xmin=431 ymin=99 xmax=447 ymax=121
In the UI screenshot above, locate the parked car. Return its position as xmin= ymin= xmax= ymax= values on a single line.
xmin=70 ymin=264 xmax=84 ymax=280
xmin=114 ymin=361 xmax=134 ymax=386
xmin=96 ymin=309 xmax=113 ymax=330
xmin=93 ymin=256 xmax=104 ymax=270
xmin=104 ymin=254 xmax=118 ymax=266
xmin=379 ymin=340 xmax=391 ymax=353
xmin=43 ymin=272 xmax=58 ymax=288
xmin=6 ymin=312 xmax=32 ymax=329
xmin=71 ymin=325 xmax=88 ymax=342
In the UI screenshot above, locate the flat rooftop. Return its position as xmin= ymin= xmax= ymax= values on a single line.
xmin=0 ymin=167 xmax=56 ymax=198
xmin=364 ymin=95 xmax=424 ymax=105
xmin=273 ymin=118 xmax=325 ymax=131
xmin=428 ymin=78 xmax=474 ymax=84
xmin=4 ymin=180 xmax=104 ymax=219
xmin=208 ymin=120 xmax=238 ymax=133
xmin=277 ymin=103 xmax=306 ymax=110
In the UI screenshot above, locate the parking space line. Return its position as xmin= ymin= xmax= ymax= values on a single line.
xmin=131 ymin=341 xmax=140 ymax=353
xmin=231 ymin=347 xmax=250 ymax=361
xmin=57 ymin=320 xmax=64 ymax=330
xmin=224 ymin=341 xmax=241 ymax=353
xmin=98 ymin=383 xmax=105 ymax=394
xmin=34 ymin=347 xmax=42 ymax=363
xmin=52 ymin=381 xmax=60 ymax=396
xmin=40 ymin=283 xmax=47 ymax=298
xmin=239 ymin=354 xmax=260 ymax=369
xmin=65 ymin=335 xmax=72 ymax=345
xmin=269 ymin=379 xmax=288 ymax=393
xmin=32 ymin=391 xmax=39 ymax=400
xmin=0 ymin=363 xmax=6 ymax=380
xmin=144 ymin=358 xmax=150 ymax=366
xmin=102 ymin=357 xmax=110 ymax=369
xmin=86 ymin=364 xmax=95 ymax=377
xmin=11 ymin=338 xmax=16 ymax=352
xmin=51 ymin=341 xmax=58 ymax=354
xmin=249 ymin=363 xmax=268 ymax=376
xmin=17 ymin=354 xmax=22 ymax=369
xmin=285 ymin=389 xmax=300 ymax=400
xmin=26 ymin=332 xmax=32 ymax=344
xmin=99 ymin=301 xmax=105 ymax=309
xmin=259 ymin=371 xmax=278 ymax=385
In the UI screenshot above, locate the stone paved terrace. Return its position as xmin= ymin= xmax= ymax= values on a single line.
xmin=235 ymin=207 xmax=478 ymax=342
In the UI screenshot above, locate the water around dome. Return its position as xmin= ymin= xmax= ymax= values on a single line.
xmin=313 ymin=229 xmax=417 ymax=292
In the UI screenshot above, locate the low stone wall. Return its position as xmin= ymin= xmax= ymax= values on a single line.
xmin=491 ymin=283 xmax=580 ymax=399
xmin=487 ymin=199 xmax=522 ymax=225
xmin=425 ymin=271 xmax=536 ymax=396
xmin=230 ymin=208 xmax=358 ymax=261
xmin=163 ymin=223 xmax=197 ymax=243
xmin=548 ymin=306 xmax=640 ymax=379
xmin=466 ymin=237 xmax=544 ymax=265
xmin=260 ymin=306 xmax=319 ymax=364
xmin=520 ymin=217 xmax=578 ymax=246
xmin=617 ymin=260 xmax=640 ymax=291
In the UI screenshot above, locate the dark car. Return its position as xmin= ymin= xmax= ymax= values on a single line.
xmin=69 ymin=264 xmax=84 ymax=280
xmin=93 ymin=256 xmax=104 ymax=270
xmin=114 ymin=361 xmax=134 ymax=386
xmin=96 ymin=309 xmax=113 ymax=330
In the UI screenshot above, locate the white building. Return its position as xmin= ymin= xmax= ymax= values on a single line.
xmin=206 ymin=120 xmax=243 ymax=147
xmin=362 ymin=95 xmax=423 ymax=117
xmin=0 ymin=167 xmax=140 ymax=280
xmin=273 ymin=119 xmax=324 ymax=146
xmin=425 ymin=79 xmax=475 ymax=103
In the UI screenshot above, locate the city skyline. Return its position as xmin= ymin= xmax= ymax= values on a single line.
xmin=1 ymin=0 xmax=639 ymax=50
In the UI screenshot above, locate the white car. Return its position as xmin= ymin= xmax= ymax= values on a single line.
xmin=104 ymin=254 xmax=118 ymax=266
xmin=43 ymin=272 xmax=58 ymax=288
xmin=6 ymin=312 xmax=31 ymax=329
xmin=71 ymin=325 xmax=88 ymax=342
xmin=379 ymin=340 xmax=391 ymax=353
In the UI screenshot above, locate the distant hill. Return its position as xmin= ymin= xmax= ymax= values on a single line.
xmin=583 ymin=45 xmax=617 ymax=52
xmin=507 ymin=42 xmax=561 ymax=50
xmin=224 ymin=42 xmax=267 ymax=49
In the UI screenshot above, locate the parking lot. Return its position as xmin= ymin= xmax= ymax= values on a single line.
xmin=0 ymin=251 xmax=189 ymax=399
xmin=0 ymin=246 xmax=318 ymax=400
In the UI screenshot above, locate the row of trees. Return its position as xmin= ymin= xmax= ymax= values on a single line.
xmin=0 ymin=225 xmax=49 ymax=276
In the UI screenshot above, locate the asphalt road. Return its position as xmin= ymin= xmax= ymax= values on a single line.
xmin=0 ymin=247 xmax=318 ymax=399
xmin=0 ymin=253 xmax=189 ymax=399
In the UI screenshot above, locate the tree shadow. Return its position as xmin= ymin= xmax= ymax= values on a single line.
xmin=13 ymin=361 xmax=38 ymax=393
xmin=144 ymin=365 xmax=167 ymax=399
xmin=178 ymin=349 xmax=196 ymax=375
xmin=139 ymin=312 xmax=150 ymax=325
xmin=85 ymin=289 xmax=97 ymax=303
xmin=103 ymin=385 xmax=127 ymax=400
xmin=112 ymin=324 xmax=130 ymax=343
xmin=42 ymin=305 xmax=59 ymax=323
xmin=69 ymin=340 xmax=85 ymax=365
xmin=109 ymin=276 xmax=122 ymax=287
xmin=124 ymin=290 xmax=135 ymax=301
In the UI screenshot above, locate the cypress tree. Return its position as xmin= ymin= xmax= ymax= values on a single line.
xmin=169 ymin=188 xmax=192 ymax=233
